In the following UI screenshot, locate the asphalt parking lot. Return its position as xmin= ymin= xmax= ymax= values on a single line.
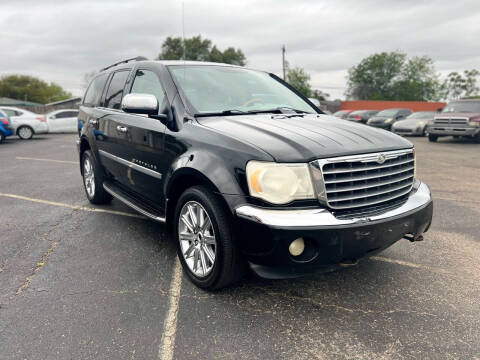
xmin=0 ymin=133 xmax=479 ymax=360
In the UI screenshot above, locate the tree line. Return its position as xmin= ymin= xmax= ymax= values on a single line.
xmin=0 ymin=36 xmax=477 ymax=104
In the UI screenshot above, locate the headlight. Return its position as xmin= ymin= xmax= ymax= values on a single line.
xmin=246 ymin=161 xmax=315 ymax=204
xmin=468 ymin=120 xmax=480 ymax=127
xmin=384 ymin=118 xmax=393 ymax=123
xmin=418 ymin=121 xmax=424 ymax=126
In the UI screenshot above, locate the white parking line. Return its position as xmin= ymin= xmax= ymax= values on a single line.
xmin=0 ymin=193 xmax=144 ymax=219
xmin=158 ymin=257 xmax=183 ymax=360
xmin=371 ymin=256 xmax=450 ymax=274
xmin=16 ymin=156 xmax=78 ymax=164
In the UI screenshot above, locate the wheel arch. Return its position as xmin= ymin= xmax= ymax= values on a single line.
xmin=79 ymin=136 xmax=91 ymax=173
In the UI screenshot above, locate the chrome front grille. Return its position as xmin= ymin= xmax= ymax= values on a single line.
xmin=311 ymin=149 xmax=415 ymax=210
xmin=434 ymin=117 xmax=468 ymax=125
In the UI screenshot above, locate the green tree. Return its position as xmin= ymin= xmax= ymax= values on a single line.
xmin=346 ymin=51 xmax=440 ymax=101
xmin=440 ymin=70 xmax=479 ymax=99
xmin=0 ymin=75 xmax=72 ymax=104
xmin=286 ymin=67 xmax=312 ymax=98
xmin=157 ymin=35 xmax=246 ymax=66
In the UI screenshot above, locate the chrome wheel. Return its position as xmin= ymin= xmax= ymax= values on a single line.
xmin=83 ymin=157 xmax=95 ymax=198
xmin=18 ymin=126 xmax=33 ymax=139
xmin=178 ymin=201 xmax=216 ymax=277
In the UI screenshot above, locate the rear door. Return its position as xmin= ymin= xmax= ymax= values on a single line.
xmin=94 ymin=69 xmax=132 ymax=185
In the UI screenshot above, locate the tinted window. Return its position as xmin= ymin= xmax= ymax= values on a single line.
xmin=55 ymin=111 xmax=78 ymax=118
xmin=84 ymin=74 xmax=108 ymax=107
xmin=105 ymin=71 xmax=130 ymax=109
xmin=131 ymin=70 xmax=165 ymax=104
xmin=1 ymin=109 xmax=17 ymax=117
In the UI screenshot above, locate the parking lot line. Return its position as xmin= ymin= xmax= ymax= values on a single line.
xmin=158 ymin=257 xmax=183 ymax=360
xmin=15 ymin=156 xmax=78 ymax=164
xmin=0 ymin=193 xmax=144 ymax=219
xmin=371 ymin=256 xmax=450 ymax=274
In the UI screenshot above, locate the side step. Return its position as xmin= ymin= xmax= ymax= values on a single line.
xmin=103 ymin=181 xmax=166 ymax=222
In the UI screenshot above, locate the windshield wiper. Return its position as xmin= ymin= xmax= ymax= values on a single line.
xmin=247 ymin=107 xmax=313 ymax=115
xmin=194 ymin=109 xmax=248 ymax=117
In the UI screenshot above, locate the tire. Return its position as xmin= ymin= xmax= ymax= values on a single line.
xmin=0 ymin=133 xmax=4 ymax=144
xmin=428 ymin=134 xmax=438 ymax=142
xmin=174 ymin=185 xmax=245 ymax=290
xmin=81 ymin=150 xmax=112 ymax=204
xmin=17 ymin=126 xmax=34 ymax=140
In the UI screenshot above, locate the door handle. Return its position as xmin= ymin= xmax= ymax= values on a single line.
xmin=116 ymin=126 xmax=128 ymax=133
xmin=89 ymin=119 xmax=98 ymax=125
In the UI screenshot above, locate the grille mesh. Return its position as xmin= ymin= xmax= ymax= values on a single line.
xmin=315 ymin=150 xmax=414 ymax=210
xmin=434 ymin=118 xmax=468 ymax=125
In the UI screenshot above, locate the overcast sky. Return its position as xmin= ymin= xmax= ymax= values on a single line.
xmin=1 ymin=0 xmax=479 ymax=99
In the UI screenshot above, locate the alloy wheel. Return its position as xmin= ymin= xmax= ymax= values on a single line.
xmin=83 ymin=157 xmax=95 ymax=198
xmin=18 ymin=127 xmax=33 ymax=139
xmin=178 ymin=201 xmax=216 ymax=277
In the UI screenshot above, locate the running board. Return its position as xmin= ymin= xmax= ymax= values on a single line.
xmin=103 ymin=182 xmax=166 ymax=222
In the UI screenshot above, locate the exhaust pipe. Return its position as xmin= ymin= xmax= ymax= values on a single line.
xmin=403 ymin=233 xmax=424 ymax=242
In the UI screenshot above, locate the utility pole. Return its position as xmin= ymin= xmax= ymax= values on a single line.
xmin=282 ymin=45 xmax=286 ymax=81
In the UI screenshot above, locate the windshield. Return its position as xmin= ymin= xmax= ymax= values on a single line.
xmin=376 ymin=109 xmax=398 ymax=117
xmin=406 ymin=112 xmax=435 ymax=119
xmin=442 ymin=101 xmax=480 ymax=113
xmin=168 ymin=65 xmax=316 ymax=115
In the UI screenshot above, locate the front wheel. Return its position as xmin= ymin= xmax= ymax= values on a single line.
xmin=428 ymin=134 xmax=438 ymax=142
xmin=17 ymin=126 xmax=34 ymax=140
xmin=174 ymin=186 xmax=245 ymax=290
xmin=81 ymin=150 xmax=112 ymax=204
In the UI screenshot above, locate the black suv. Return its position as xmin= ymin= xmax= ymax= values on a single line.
xmin=77 ymin=57 xmax=433 ymax=290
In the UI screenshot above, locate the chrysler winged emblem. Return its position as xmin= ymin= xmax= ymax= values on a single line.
xmin=376 ymin=154 xmax=386 ymax=164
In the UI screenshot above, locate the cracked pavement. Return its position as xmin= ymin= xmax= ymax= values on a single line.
xmin=0 ymin=134 xmax=479 ymax=359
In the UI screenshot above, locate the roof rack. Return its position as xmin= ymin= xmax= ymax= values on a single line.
xmin=100 ymin=56 xmax=148 ymax=71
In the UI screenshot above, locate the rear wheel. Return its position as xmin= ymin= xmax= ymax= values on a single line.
xmin=174 ymin=186 xmax=245 ymax=290
xmin=428 ymin=134 xmax=438 ymax=142
xmin=17 ymin=126 xmax=33 ymax=140
xmin=81 ymin=150 xmax=112 ymax=204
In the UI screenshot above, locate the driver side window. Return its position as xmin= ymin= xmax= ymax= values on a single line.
xmin=130 ymin=70 xmax=165 ymax=106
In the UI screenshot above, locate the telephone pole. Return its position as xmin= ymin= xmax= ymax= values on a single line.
xmin=282 ymin=45 xmax=286 ymax=81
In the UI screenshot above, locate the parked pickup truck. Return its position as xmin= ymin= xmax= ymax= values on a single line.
xmin=77 ymin=57 xmax=433 ymax=290
xmin=427 ymin=99 xmax=480 ymax=142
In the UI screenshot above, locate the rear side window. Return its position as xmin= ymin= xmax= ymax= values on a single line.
xmin=55 ymin=111 xmax=78 ymax=118
xmin=84 ymin=74 xmax=108 ymax=107
xmin=130 ymin=70 xmax=165 ymax=105
xmin=104 ymin=70 xmax=130 ymax=110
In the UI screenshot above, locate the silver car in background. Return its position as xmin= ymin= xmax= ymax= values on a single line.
xmin=392 ymin=111 xmax=436 ymax=136
xmin=0 ymin=106 xmax=49 ymax=139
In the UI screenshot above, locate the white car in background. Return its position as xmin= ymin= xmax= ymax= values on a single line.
xmin=46 ymin=109 xmax=79 ymax=133
xmin=0 ymin=106 xmax=49 ymax=139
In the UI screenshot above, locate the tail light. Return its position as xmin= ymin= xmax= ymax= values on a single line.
xmin=1 ymin=118 xmax=8 ymax=125
xmin=36 ymin=116 xmax=46 ymax=122
xmin=355 ymin=115 xmax=361 ymax=120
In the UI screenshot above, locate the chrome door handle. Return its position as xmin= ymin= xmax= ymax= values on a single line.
xmin=89 ymin=119 xmax=98 ymax=125
xmin=116 ymin=126 xmax=128 ymax=133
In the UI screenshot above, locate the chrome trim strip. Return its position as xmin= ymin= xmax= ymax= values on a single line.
xmin=103 ymin=183 xmax=166 ymax=222
xmin=316 ymin=148 xmax=413 ymax=165
xmin=235 ymin=181 xmax=431 ymax=228
xmin=326 ymin=174 xmax=414 ymax=193
xmin=327 ymin=186 xmax=412 ymax=209
xmin=322 ymin=158 xmax=414 ymax=174
xmin=328 ymin=182 xmax=412 ymax=202
xmin=99 ymin=150 xmax=162 ymax=179
xmin=324 ymin=165 xmax=414 ymax=184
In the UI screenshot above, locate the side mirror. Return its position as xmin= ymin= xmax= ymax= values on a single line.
xmin=122 ymin=93 xmax=160 ymax=116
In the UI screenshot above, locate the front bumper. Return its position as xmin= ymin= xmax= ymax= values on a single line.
xmin=368 ymin=122 xmax=391 ymax=129
xmin=427 ymin=125 xmax=480 ymax=137
xmin=234 ymin=181 xmax=433 ymax=278
xmin=393 ymin=127 xmax=424 ymax=136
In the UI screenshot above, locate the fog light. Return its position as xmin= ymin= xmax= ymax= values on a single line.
xmin=289 ymin=238 xmax=305 ymax=256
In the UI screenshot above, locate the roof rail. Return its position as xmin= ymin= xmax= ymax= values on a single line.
xmin=100 ymin=56 xmax=148 ymax=71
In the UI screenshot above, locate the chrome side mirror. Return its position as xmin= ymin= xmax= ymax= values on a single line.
xmin=121 ymin=93 xmax=159 ymax=116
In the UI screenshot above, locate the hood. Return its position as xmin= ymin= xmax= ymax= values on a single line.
xmin=197 ymin=114 xmax=412 ymax=162
xmin=369 ymin=115 xmax=391 ymax=122
xmin=435 ymin=112 xmax=480 ymax=120
xmin=394 ymin=118 xmax=427 ymax=127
